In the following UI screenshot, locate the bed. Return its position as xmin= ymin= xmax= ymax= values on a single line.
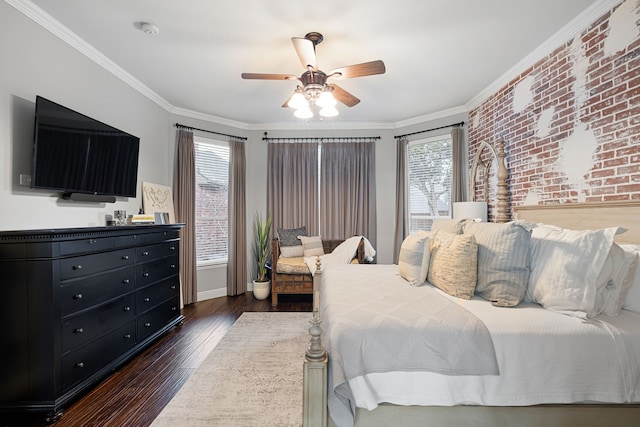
xmin=301 ymin=139 xmax=640 ymax=426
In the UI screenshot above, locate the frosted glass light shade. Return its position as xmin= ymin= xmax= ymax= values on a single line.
xmin=316 ymin=91 xmax=337 ymax=108
xmin=319 ymin=105 xmax=339 ymax=117
xmin=453 ymin=201 xmax=488 ymax=222
xmin=294 ymin=106 xmax=313 ymax=119
xmin=288 ymin=92 xmax=308 ymax=109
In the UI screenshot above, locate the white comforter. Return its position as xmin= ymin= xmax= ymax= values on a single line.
xmin=321 ymin=264 xmax=640 ymax=426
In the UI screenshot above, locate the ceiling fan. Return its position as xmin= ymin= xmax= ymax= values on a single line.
xmin=241 ymin=32 xmax=386 ymax=118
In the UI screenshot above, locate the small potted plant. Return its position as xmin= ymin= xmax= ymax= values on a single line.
xmin=252 ymin=211 xmax=272 ymax=300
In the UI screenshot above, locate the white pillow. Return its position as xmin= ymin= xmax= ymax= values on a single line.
xmin=280 ymin=244 xmax=304 ymax=258
xmin=622 ymin=244 xmax=640 ymax=314
xmin=526 ymin=224 xmax=619 ymax=318
xmin=298 ymin=235 xmax=324 ymax=256
xmin=398 ymin=231 xmax=432 ymax=286
xmin=595 ymin=243 xmax=636 ymax=316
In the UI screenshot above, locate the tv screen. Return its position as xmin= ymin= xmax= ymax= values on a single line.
xmin=32 ymin=96 xmax=140 ymax=198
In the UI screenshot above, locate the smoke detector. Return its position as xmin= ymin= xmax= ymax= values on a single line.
xmin=140 ymin=22 xmax=159 ymax=35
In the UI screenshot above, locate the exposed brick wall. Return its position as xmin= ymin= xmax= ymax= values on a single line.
xmin=468 ymin=0 xmax=639 ymax=219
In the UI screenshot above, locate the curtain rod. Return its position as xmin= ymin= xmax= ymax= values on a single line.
xmin=175 ymin=123 xmax=247 ymax=141
xmin=394 ymin=121 xmax=465 ymax=139
xmin=262 ymin=132 xmax=380 ymax=143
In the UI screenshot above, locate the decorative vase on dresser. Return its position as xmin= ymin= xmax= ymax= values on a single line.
xmin=0 ymin=224 xmax=184 ymax=422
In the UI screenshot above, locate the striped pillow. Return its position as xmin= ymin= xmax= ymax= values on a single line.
xmin=298 ymin=235 xmax=324 ymax=256
xmin=398 ymin=231 xmax=432 ymax=286
xmin=465 ymin=221 xmax=532 ymax=307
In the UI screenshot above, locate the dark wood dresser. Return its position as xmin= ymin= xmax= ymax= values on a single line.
xmin=0 ymin=224 xmax=184 ymax=421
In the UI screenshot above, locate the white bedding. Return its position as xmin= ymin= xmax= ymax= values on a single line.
xmin=322 ymin=264 xmax=640 ymax=415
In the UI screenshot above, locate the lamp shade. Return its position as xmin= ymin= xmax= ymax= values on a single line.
xmin=453 ymin=201 xmax=488 ymax=222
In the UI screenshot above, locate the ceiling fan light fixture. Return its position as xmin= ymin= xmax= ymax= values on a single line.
xmin=287 ymin=92 xmax=308 ymax=109
xmin=319 ymin=105 xmax=339 ymax=118
xmin=294 ymin=106 xmax=313 ymax=119
xmin=316 ymin=90 xmax=337 ymax=108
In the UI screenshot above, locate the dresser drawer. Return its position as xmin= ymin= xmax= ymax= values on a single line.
xmin=136 ymin=277 xmax=180 ymax=315
xmin=136 ymin=241 xmax=179 ymax=263
xmin=137 ymin=296 xmax=181 ymax=341
xmin=136 ymin=256 xmax=178 ymax=288
xmin=60 ymin=248 xmax=135 ymax=280
xmin=59 ymin=237 xmax=115 ymax=256
xmin=61 ymin=294 xmax=136 ymax=353
xmin=115 ymin=230 xmax=180 ymax=248
xmin=61 ymin=321 xmax=137 ymax=391
xmin=60 ymin=267 xmax=136 ymax=317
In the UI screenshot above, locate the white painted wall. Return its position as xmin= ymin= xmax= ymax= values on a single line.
xmin=0 ymin=3 xmax=171 ymax=230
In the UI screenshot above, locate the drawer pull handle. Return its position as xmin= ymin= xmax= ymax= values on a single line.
xmin=122 ymin=255 xmax=129 ymax=260
xmin=144 ymin=297 xmax=151 ymax=302
xmin=124 ymin=334 xmax=132 ymax=339
xmin=74 ymin=328 xmax=84 ymax=334
xmin=170 ymin=246 xmax=176 ymax=251
xmin=144 ymin=322 xmax=151 ymax=327
xmin=143 ymin=272 xmax=150 ymax=278
xmin=123 ymin=279 xmax=130 ymax=284
xmin=170 ymin=264 xmax=176 ymax=269
xmin=172 ymin=306 xmax=177 ymax=311
xmin=75 ymin=362 xmax=85 ymax=368
xmin=73 ymin=265 xmax=82 ymax=270
xmin=142 ymin=251 xmax=150 ymax=256
xmin=123 ymin=306 xmax=131 ymax=312
xmin=89 ymin=239 xmax=96 ymax=244
xmin=170 ymin=285 xmax=176 ymax=290
xmin=73 ymin=293 xmax=83 ymax=300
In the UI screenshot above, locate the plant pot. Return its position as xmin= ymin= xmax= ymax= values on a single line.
xmin=252 ymin=280 xmax=271 ymax=300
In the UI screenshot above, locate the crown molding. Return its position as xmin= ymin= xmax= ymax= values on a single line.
xmin=170 ymin=106 xmax=250 ymax=130
xmin=466 ymin=0 xmax=622 ymax=111
xmin=393 ymin=105 xmax=468 ymax=129
xmin=7 ymin=0 xmax=173 ymax=111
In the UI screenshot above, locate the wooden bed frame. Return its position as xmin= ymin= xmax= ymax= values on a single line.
xmin=302 ymin=137 xmax=640 ymax=426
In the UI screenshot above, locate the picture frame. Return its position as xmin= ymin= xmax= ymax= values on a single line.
xmin=142 ymin=181 xmax=175 ymax=224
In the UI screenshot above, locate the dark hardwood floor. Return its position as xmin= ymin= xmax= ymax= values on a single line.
xmin=1 ymin=293 xmax=312 ymax=427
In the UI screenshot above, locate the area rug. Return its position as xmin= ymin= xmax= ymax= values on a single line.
xmin=151 ymin=312 xmax=312 ymax=427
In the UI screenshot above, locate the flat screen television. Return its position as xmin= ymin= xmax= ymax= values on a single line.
xmin=32 ymin=96 xmax=140 ymax=200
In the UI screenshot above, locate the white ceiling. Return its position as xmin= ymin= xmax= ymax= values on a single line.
xmin=19 ymin=0 xmax=609 ymax=128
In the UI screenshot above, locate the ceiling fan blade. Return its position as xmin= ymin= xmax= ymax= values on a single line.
xmin=291 ymin=37 xmax=317 ymax=70
xmin=241 ymin=73 xmax=298 ymax=80
xmin=328 ymin=84 xmax=360 ymax=107
xmin=329 ymin=60 xmax=386 ymax=79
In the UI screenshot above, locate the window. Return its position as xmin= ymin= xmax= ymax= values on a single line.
xmin=194 ymin=138 xmax=229 ymax=264
xmin=407 ymin=134 xmax=452 ymax=233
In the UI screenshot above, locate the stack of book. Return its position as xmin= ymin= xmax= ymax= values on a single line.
xmin=127 ymin=214 xmax=156 ymax=225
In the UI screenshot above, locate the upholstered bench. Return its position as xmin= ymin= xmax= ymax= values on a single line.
xmin=271 ymin=238 xmax=365 ymax=306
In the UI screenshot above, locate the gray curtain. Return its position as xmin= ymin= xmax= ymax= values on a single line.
xmin=227 ymin=138 xmax=247 ymax=296
xmin=173 ymin=129 xmax=197 ymax=305
xmin=267 ymin=142 xmax=319 ymax=235
xmin=393 ymin=137 xmax=409 ymax=263
xmin=451 ymin=126 xmax=468 ymax=203
xmin=320 ymin=140 xmax=377 ymax=246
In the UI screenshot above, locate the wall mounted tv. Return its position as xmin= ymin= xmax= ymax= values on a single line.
xmin=32 ymin=96 xmax=140 ymax=202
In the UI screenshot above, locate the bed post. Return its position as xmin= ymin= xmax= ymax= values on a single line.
xmin=303 ymin=257 xmax=328 ymax=427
